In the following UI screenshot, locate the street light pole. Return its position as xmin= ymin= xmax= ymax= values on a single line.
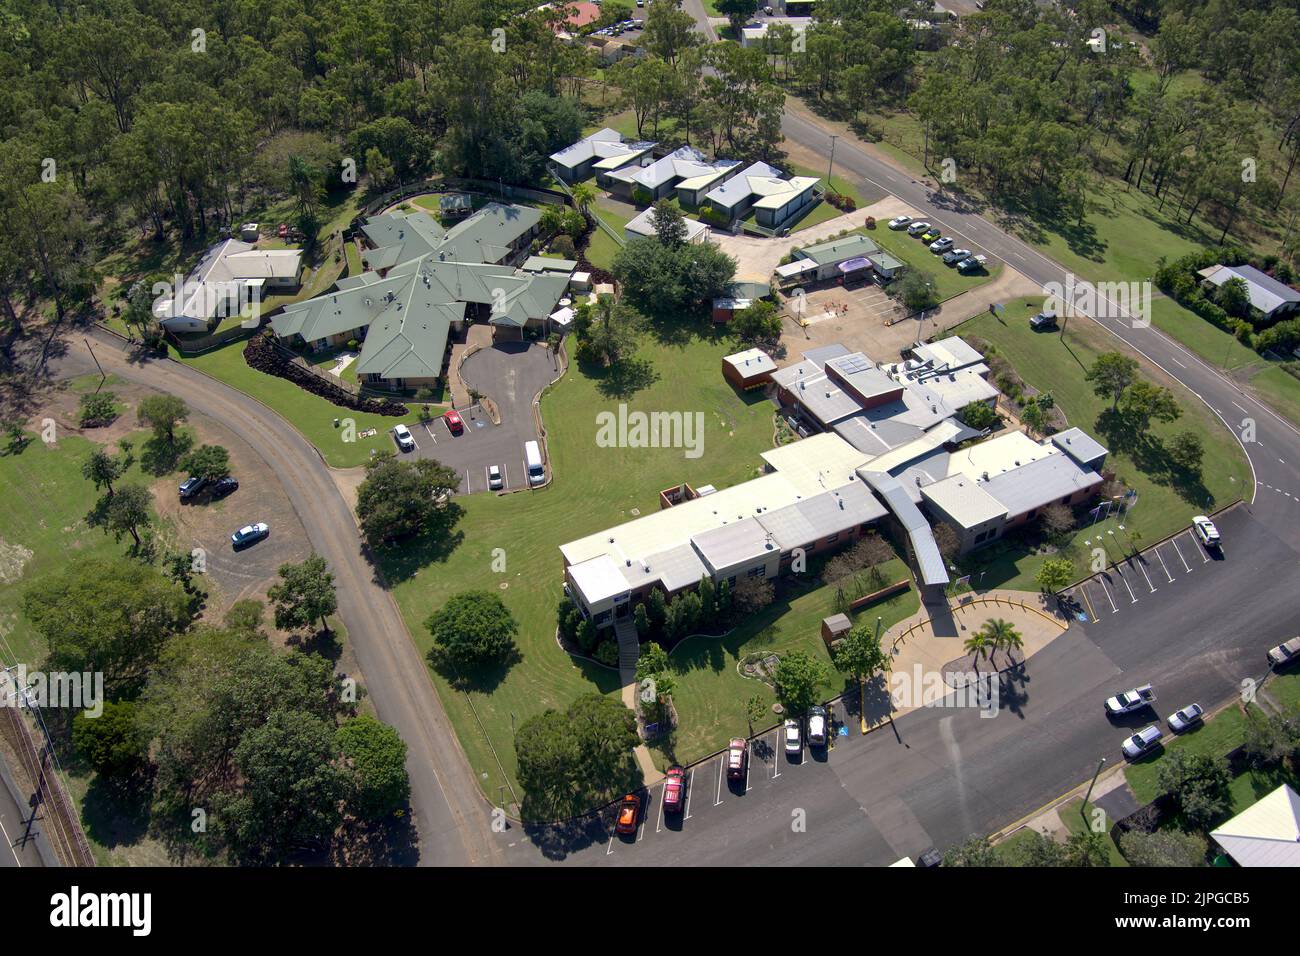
xmin=826 ymin=134 xmax=839 ymax=187
xmin=1081 ymin=756 xmax=1107 ymax=826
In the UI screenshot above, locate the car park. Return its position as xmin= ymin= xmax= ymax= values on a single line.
xmin=807 ymin=705 xmax=827 ymax=747
xmin=942 ymin=248 xmax=971 ymax=265
xmin=1192 ymin=515 xmax=1220 ymax=548
xmin=524 ymin=440 xmax=546 ymax=486
xmin=1267 ymin=635 xmax=1300 ymax=668
xmin=920 ymin=228 xmax=942 ymax=243
xmin=889 ymin=215 xmax=913 ymax=230
xmin=210 ymin=476 xmax=239 ymax=499
xmin=663 ymin=766 xmax=686 ymax=813
xmin=1105 ymin=684 xmax=1156 ymax=716
xmin=179 ymin=476 xmax=208 ymax=500
xmin=1167 ymin=703 xmax=1204 ymax=733
xmin=488 ymin=464 xmax=504 ymax=490
xmin=726 ymin=737 xmax=749 ymax=781
xmin=444 ymin=409 xmax=464 ymax=434
xmin=615 ymin=794 xmax=640 ymax=835
xmin=957 ymin=254 xmax=987 ymax=273
xmin=1029 ymin=310 xmax=1058 ymax=331
xmin=783 ymin=719 xmax=802 ymax=755
xmin=906 ymin=220 xmax=931 ymax=235
xmin=230 ymin=522 xmax=270 ymax=548
xmin=929 ymin=237 xmax=954 ymax=254
xmin=392 ymin=423 xmax=416 ymax=452
xmin=1121 ymin=724 xmax=1163 ymax=759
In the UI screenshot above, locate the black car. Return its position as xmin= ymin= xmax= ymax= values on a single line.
xmin=210 ymin=476 xmax=239 ymax=498
xmin=1029 ymin=310 xmax=1058 ymax=331
xmin=179 ymin=476 xmax=208 ymax=500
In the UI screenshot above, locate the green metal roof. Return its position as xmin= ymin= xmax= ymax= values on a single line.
xmin=796 ymin=234 xmax=882 ymax=266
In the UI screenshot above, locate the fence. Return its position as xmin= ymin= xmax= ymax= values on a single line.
xmin=269 ymin=339 xmax=362 ymax=397
xmin=164 ymin=322 xmax=259 ymax=356
xmin=888 ymin=594 xmax=1065 ymax=652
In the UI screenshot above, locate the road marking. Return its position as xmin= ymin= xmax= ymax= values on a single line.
xmin=1153 ymin=545 xmax=1174 ymax=583
xmin=655 ymin=783 xmax=665 ymax=834
xmin=1232 ymin=401 xmax=1249 ymax=413
xmin=1095 ymin=576 xmax=1118 ymax=614
xmin=1113 ymin=564 xmax=1138 ymax=604
xmin=770 ymin=731 xmax=781 ymax=779
xmin=714 ymin=755 xmax=725 ymax=806
xmin=465 ymin=469 xmax=471 ymax=492
xmin=1188 ymin=529 xmax=1210 ymax=563
xmin=684 ymin=769 xmax=694 ymax=820
xmin=1170 ymin=535 xmax=1192 ymax=572
xmin=1076 ymin=584 xmax=1097 ymax=622
xmin=1170 ymin=356 xmax=1186 ymax=368
xmin=1132 ymin=556 xmax=1156 ymax=593
xmin=606 ymin=824 xmax=616 ymax=856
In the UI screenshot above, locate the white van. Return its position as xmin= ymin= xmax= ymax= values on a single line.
xmin=524 ymin=440 xmax=545 ymax=486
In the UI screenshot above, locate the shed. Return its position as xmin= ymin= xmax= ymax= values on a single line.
xmin=821 ymin=613 xmax=852 ymax=648
xmin=239 ymin=222 xmax=259 ymax=242
xmin=722 ymin=347 xmax=776 ymax=389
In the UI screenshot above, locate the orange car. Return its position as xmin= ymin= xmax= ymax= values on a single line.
xmin=615 ymin=793 xmax=640 ymax=835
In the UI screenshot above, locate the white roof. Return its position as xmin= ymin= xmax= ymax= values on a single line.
xmin=1211 ymin=784 xmax=1300 ymax=867
xmin=776 ymin=259 xmax=820 ymax=279
xmin=549 ymin=128 xmax=653 ymax=169
xmin=723 ymin=347 xmax=777 ymax=375
xmin=946 ymin=431 xmax=1055 ymax=482
xmin=567 ymin=554 xmax=633 ymax=604
xmin=624 ymin=206 xmax=710 ymax=242
xmin=605 ymin=145 xmax=716 ymax=189
xmin=911 ymin=336 xmax=985 ymax=371
xmin=920 ymin=474 xmax=1007 ymax=528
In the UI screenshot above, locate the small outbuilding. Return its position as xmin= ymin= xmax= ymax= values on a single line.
xmin=821 ymin=613 xmax=852 ymax=649
xmin=722 ymin=347 xmax=776 ymax=390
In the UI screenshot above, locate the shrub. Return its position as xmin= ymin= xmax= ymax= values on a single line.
xmin=594 ymin=640 xmax=620 ymax=667
xmin=78 ymin=391 xmax=118 ymax=428
xmin=864 ymin=215 xmax=875 ymax=229
xmin=551 ymin=234 xmax=576 ymax=259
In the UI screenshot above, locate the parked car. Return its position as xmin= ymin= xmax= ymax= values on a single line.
xmin=1192 ymin=515 xmax=1220 ymax=548
xmin=488 ymin=464 xmax=504 ymax=490
xmin=1121 ymin=724 xmax=1163 ymax=759
xmin=726 ymin=737 xmax=749 ymax=781
xmin=1105 ymin=684 xmax=1156 ymax=716
xmin=783 ymin=718 xmax=802 ymax=755
xmin=889 ymin=215 xmax=913 ymax=230
xmin=957 ymin=254 xmax=988 ymax=273
xmin=179 ymin=476 xmax=208 ymax=500
xmin=906 ymin=220 xmax=931 ymax=235
xmin=663 ymin=765 xmax=687 ymax=814
xmin=916 ymin=848 xmax=943 ymax=867
xmin=615 ymin=793 xmax=640 ymax=835
xmin=1267 ymin=635 xmax=1300 ymax=668
xmin=444 ymin=409 xmax=464 ymax=434
xmin=392 ymin=423 xmax=415 ymax=452
xmin=807 ymin=705 xmax=828 ymax=747
xmin=1029 ymin=310 xmax=1058 ymax=331
xmin=231 ymin=522 xmax=270 ymax=548
xmin=210 ymin=476 xmax=239 ymax=499
xmin=1167 ymin=703 xmax=1204 ymax=733
xmin=942 ymin=248 xmax=971 ymax=265
xmin=929 ymin=237 xmax=955 ymax=254
xmin=920 ymin=228 xmax=942 ymax=243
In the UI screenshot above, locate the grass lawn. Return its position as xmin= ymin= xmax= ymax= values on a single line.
xmin=950 ymin=299 xmax=1250 ymax=591
xmin=176 ymin=343 xmax=432 ymax=469
xmin=656 ymin=557 xmax=919 ymax=766
xmin=1266 ymin=669 xmax=1300 ymax=714
xmin=870 ymin=226 xmax=1001 ymax=301
xmin=0 ymin=420 xmax=167 ymax=666
xmin=379 ymin=328 xmax=798 ymax=808
xmin=1124 ymin=702 xmax=1258 ymax=805
xmin=586 ymin=198 xmax=632 ymax=271
xmin=1059 ymin=797 xmax=1129 ymax=866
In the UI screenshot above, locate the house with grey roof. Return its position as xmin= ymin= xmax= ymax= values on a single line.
xmin=270 ymin=203 xmax=567 ymax=389
xmin=703 ymin=162 xmax=820 ymax=230
xmin=153 ymin=239 xmax=303 ymax=332
xmin=600 ymin=145 xmax=738 ymax=204
xmin=1197 ymin=263 xmax=1300 ymax=320
xmin=548 ymin=127 xmax=656 ymax=182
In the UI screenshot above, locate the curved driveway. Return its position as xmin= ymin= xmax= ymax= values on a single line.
xmin=58 ymin=334 xmax=499 ymax=867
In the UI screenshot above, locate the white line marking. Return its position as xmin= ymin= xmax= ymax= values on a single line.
xmin=1134 ymin=557 xmax=1156 ymax=593
xmin=715 ymin=755 xmax=724 ymax=806
xmin=1153 ymin=545 xmax=1174 ymax=583
xmin=1095 ymin=577 xmax=1118 ymax=613
xmin=684 ymin=769 xmax=694 ymax=820
xmin=1114 ymin=564 xmax=1138 ymax=604
xmin=1170 ymin=535 xmax=1192 ymax=572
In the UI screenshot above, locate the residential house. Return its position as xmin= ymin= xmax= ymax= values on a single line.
xmin=721 ymin=347 xmax=777 ymax=390
xmin=601 ymin=145 xmax=730 ymax=204
xmin=548 ymin=127 xmax=656 ymax=183
xmin=624 ymin=205 xmax=711 ymax=244
xmin=1197 ymin=263 xmax=1300 ymax=321
xmin=153 ymin=239 xmax=303 ymax=333
xmin=704 ymin=162 xmax=820 ymax=230
xmin=1210 ymin=784 xmax=1300 ymax=867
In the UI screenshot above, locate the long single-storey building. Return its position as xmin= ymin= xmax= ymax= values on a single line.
xmin=704 ymin=162 xmax=820 ymax=230
xmin=548 ymin=127 xmax=656 ymax=182
xmin=154 ymin=239 xmax=303 ymax=332
xmin=1197 ymin=263 xmax=1300 ymax=321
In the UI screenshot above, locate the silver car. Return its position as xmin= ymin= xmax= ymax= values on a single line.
xmin=488 ymin=464 xmax=504 ymax=490
xmin=1167 ymin=703 xmax=1204 ymax=733
xmin=1121 ymin=724 xmax=1163 ymax=759
xmin=783 ymin=719 xmax=802 ymax=755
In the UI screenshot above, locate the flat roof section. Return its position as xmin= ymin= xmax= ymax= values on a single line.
xmin=920 ymin=474 xmax=1008 ymax=529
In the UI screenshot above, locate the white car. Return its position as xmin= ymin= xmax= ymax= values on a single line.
xmin=888 ymin=215 xmax=913 ymax=230
xmin=1192 ymin=515 xmax=1220 ymax=548
xmin=1105 ymin=684 xmax=1156 ymax=716
xmin=1121 ymin=724 xmax=1163 ymax=759
xmin=1267 ymin=635 xmax=1300 ymax=669
xmin=488 ymin=464 xmax=504 ymax=490
xmin=392 ymin=423 xmax=415 ymax=452
xmin=230 ymin=522 xmax=270 ymax=548
xmin=783 ymin=719 xmax=802 ymax=755
xmin=1167 ymin=703 xmax=1204 ymax=733
xmin=906 ymin=220 xmax=931 ymax=235
xmin=929 ymin=237 xmax=955 ymax=254
xmin=807 ymin=705 xmax=827 ymax=747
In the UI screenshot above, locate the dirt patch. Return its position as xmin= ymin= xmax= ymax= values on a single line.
xmin=0 ymin=537 xmax=33 ymax=584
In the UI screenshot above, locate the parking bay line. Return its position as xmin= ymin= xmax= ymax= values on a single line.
xmin=1112 ymin=564 xmax=1138 ymax=604
xmin=1131 ymin=556 xmax=1156 ymax=593
xmin=1094 ymin=575 xmax=1119 ymax=614
xmin=1170 ymin=535 xmax=1192 ymax=572
xmin=1153 ymin=545 xmax=1174 ymax=583
xmin=715 ymin=755 xmax=725 ymax=807
xmin=684 ymin=769 xmax=694 ymax=820
xmin=1189 ymin=530 xmax=1210 ymax=563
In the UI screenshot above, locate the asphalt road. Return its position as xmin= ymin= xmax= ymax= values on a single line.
xmin=52 ymin=333 xmax=500 ymax=867
xmin=500 ymin=505 xmax=1299 ymax=865
xmin=0 ymin=752 xmax=49 ymax=868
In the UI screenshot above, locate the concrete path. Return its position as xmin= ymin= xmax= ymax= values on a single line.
xmin=448 ymin=323 xmax=494 ymax=410
xmin=614 ymin=617 xmax=663 ymax=786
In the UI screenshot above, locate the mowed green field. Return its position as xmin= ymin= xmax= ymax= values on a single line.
xmin=953 ymin=300 xmax=1251 ymax=590
xmin=382 ymin=329 xmax=792 ymax=804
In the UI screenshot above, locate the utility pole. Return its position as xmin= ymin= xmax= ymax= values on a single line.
xmin=826 ymin=134 xmax=839 ymax=188
xmin=84 ymin=337 xmax=106 ymax=388
xmin=1081 ymin=756 xmax=1107 ymax=827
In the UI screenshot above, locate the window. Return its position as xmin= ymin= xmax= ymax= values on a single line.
xmin=826 ymin=533 xmax=838 ymax=544
xmin=747 ymin=566 xmax=764 ymax=578
xmin=1061 ymin=496 xmax=1072 ymax=505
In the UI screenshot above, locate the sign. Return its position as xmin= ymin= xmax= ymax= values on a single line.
xmin=838 ymin=726 xmax=849 ymax=737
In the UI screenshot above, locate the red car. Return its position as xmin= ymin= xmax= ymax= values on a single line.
xmin=726 ymin=738 xmax=748 ymax=782
xmin=615 ymin=794 xmax=640 ymax=835
xmin=444 ymin=409 xmax=464 ymax=434
xmin=276 ymin=223 xmax=288 ymax=239
xmin=663 ymin=766 xmax=687 ymax=814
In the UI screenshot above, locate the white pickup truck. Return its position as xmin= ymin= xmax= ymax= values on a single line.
xmin=1105 ymin=684 xmax=1156 ymax=716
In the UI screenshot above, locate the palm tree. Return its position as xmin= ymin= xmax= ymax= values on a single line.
xmin=982 ymin=618 xmax=1024 ymax=668
xmin=963 ymin=631 xmax=992 ymax=672
xmin=571 ymin=181 xmax=596 ymax=215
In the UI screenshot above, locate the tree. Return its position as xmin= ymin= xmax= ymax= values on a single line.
xmin=584 ymin=294 xmax=643 ymax=367
xmin=831 ymin=623 xmax=890 ymax=683
xmin=82 ymin=449 xmax=124 ymax=496
xmin=959 ymin=401 xmax=998 ymax=431
xmin=1036 ymin=557 xmax=1075 ymax=594
xmin=647 ymin=588 xmax=668 ymax=629
xmin=182 ymin=444 xmax=231 ymax=481
xmin=1119 ymin=829 xmax=1207 ymax=867
xmin=268 ymin=554 xmax=338 ymax=636
xmin=1085 ymin=353 xmax=1139 ymax=410
xmin=1040 ymin=502 xmax=1075 ymax=538
xmin=425 ymin=591 xmax=519 ymax=669
xmin=101 ymin=483 xmax=152 ymax=547
xmin=979 ymin=618 xmax=1024 ymax=667
xmin=136 ymin=394 xmax=189 ymax=444
xmin=571 ymin=181 xmax=596 ymax=213
xmin=1167 ymin=430 xmax=1205 ymax=472
xmin=635 ymin=642 xmax=670 ymax=684
xmin=732 ymin=575 xmax=775 ymax=615
xmin=897 ymin=267 xmax=939 ymax=313
xmin=1119 ymin=380 xmax=1181 ymax=430
xmin=78 ymin=391 xmax=118 ymax=427
xmin=730 ymin=299 xmax=782 ymax=344
xmin=717 ymin=0 xmax=760 ymax=36
xmin=943 ymin=834 xmax=1001 ymax=867
xmin=24 ymin=558 xmax=191 ymax=698
xmin=649 ymin=199 xmax=687 ymax=247
xmin=963 ymin=630 xmax=992 ymax=670
xmin=356 ymin=453 xmax=460 ymax=546
xmin=1155 ymin=751 xmax=1232 ymax=830
xmin=745 ymin=693 xmax=767 ymax=734
xmin=71 ymin=700 xmax=148 ymax=777
xmin=337 ymin=715 xmax=411 ymax=818
xmin=633 ymin=602 xmax=649 ymax=636
xmin=1063 ymin=830 xmax=1111 ymax=867
xmin=1215 ymin=276 xmax=1250 ymax=317
xmin=773 ymin=651 xmax=828 ymax=715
